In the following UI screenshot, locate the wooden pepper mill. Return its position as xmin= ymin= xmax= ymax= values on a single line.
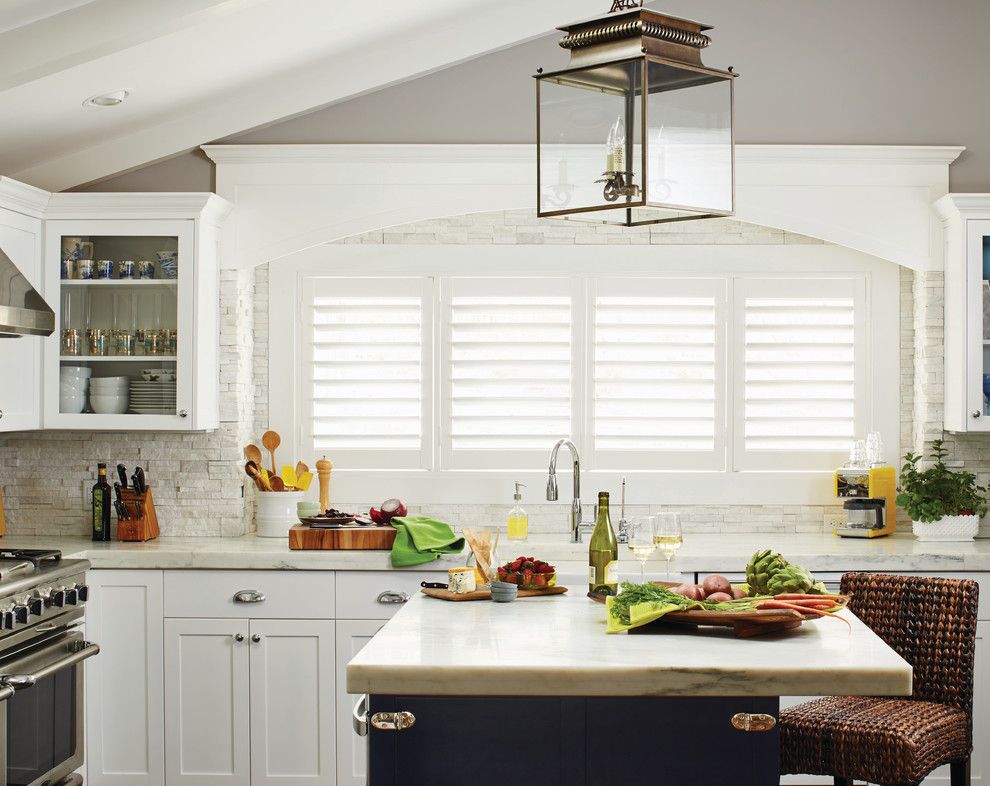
xmin=316 ymin=456 xmax=333 ymax=514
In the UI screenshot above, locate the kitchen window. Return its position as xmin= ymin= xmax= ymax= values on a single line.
xmin=270 ymin=244 xmax=898 ymax=503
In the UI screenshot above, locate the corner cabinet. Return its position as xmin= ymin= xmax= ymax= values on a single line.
xmin=935 ymin=194 xmax=990 ymax=432
xmin=41 ymin=194 xmax=231 ymax=431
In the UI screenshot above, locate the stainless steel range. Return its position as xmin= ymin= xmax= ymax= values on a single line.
xmin=0 ymin=549 xmax=97 ymax=786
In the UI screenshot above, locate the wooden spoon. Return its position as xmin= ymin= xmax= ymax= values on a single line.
xmin=295 ymin=461 xmax=309 ymax=477
xmin=269 ymin=475 xmax=286 ymax=492
xmin=261 ymin=431 xmax=281 ymax=475
xmin=244 ymin=444 xmax=263 ymax=467
xmin=244 ymin=461 xmax=269 ymax=491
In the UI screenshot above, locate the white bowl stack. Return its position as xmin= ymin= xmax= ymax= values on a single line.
xmin=89 ymin=376 xmax=129 ymax=415
xmin=59 ymin=366 xmax=91 ymax=413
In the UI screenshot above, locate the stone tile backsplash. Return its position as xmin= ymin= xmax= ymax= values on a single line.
xmin=0 ymin=210 xmax=984 ymax=537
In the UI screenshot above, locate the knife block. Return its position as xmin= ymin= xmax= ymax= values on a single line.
xmin=117 ymin=487 xmax=160 ymax=542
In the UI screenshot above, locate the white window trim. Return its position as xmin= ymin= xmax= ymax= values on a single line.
xmin=269 ymin=243 xmax=900 ymax=506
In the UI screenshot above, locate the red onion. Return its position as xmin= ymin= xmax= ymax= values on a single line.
xmin=380 ymin=498 xmax=408 ymax=521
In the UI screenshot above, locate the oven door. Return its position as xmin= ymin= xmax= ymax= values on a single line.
xmin=0 ymin=630 xmax=99 ymax=786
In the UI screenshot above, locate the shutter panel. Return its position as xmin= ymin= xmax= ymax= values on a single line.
xmin=442 ymin=279 xmax=574 ymax=468
xmin=734 ymin=277 xmax=865 ymax=470
xmin=590 ymin=279 xmax=725 ymax=470
xmin=303 ymin=278 xmax=431 ymax=468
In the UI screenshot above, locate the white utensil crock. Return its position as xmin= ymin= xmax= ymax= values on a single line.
xmin=256 ymin=491 xmax=304 ymax=538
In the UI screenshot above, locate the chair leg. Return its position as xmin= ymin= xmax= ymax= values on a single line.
xmin=951 ymin=758 xmax=971 ymax=786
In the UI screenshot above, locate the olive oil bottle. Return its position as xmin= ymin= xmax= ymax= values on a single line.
xmin=92 ymin=463 xmax=111 ymax=542
xmin=588 ymin=491 xmax=618 ymax=594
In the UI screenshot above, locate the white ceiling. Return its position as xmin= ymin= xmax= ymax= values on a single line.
xmin=0 ymin=0 xmax=604 ymax=192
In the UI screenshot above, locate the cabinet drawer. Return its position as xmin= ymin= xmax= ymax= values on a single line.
xmin=164 ymin=570 xmax=334 ymax=619
xmin=335 ymin=571 xmax=445 ymax=620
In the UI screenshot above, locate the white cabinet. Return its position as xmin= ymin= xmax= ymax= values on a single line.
xmin=335 ymin=620 xmax=385 ymax=786
xmin=935 ymin=194 xmax=990 ymax=431
xmin=42 ymin=192 xmax=231 ymax=431
xmin=85 ymin=570 xmax=165 ymax=786
xmin=164 ymin=618 xmax=251 ymax=785
xmin=0 ymin=178 xmax=47 ymax=432
xmin=249 ymin=620 xmax=335 ymax=786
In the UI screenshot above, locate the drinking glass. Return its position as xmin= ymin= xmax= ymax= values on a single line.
xmin=654 ymin=512 xmax=683 ymax=581
xmin=626 ymin=516 xmax=656 ymax=582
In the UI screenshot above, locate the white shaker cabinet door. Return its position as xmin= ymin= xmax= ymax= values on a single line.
xmin=335 ymin=619 xmax=385 ymax=786
xmin=248 ymin=619 xmax=335 ymax=786
xmin=165 ymin=618 xmax=251 ymax=785
xmin=85 ymin=570 xmax=165 ymax=786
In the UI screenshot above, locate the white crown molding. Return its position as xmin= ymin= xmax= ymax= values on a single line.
xmin=0 ymin=176 xmax=51 ymax=218
xmin=934 ymin=192 xmax=990 ymax=221
xmin=203 ymin=143 xmax=966 ymax=168
xmin=45 ymin=192 xmax=233 ymax=224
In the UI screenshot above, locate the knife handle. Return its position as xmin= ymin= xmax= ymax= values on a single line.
xmin=117 ymin=464 xmax=128 ymax=489
xmin=113 ymin=482 xmax=122 ymax=504
xmin=420 ymin=582 xmax=447 ymax=589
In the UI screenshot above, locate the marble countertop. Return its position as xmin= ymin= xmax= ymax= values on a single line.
xmin=346 ymin=592 xmax=913 ymax=697
xmin=3 ymin=531 xmax=990 ymax=573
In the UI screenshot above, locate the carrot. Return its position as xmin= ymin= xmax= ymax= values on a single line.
xmin=756 ymin=600 xmax=851 ymax=632
xmin=772 ymin=594 xmax=847 ymax=601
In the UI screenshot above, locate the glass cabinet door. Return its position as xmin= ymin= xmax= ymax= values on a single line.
xmin=45 ymin=220 xmax=194 ymax=428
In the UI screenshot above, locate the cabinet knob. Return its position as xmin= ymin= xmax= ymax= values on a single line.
xmin=251 ymin=634 xmax=262 ymax=643
xmin=973 ymin=411 xmax=982 ymax=419
xmin=730 ymin=712 xmax=777 ymax=732
xmin=179 ymin=410 xmax=188 ymax=418
xmin=234 ymin=633 xmax=244 ymax=642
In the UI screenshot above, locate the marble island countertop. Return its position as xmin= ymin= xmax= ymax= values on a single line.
xmin=2 ymin=531 xmax=990 ymax=573
xmin=346 ymin=592 xmax=913 ymax=697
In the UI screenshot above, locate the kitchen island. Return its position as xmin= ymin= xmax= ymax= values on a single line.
xmin=347 ymin=592 xmax=912 ymax=786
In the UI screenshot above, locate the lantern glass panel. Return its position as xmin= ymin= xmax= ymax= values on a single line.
xmin=646 ymin=61 xmax=733 ymax=214
xmin=538 ymin=60 xmax=643 ymax=216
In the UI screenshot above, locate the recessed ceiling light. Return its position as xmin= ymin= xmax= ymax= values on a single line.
xmin=83 ymin=89 xmax=131 ymax=109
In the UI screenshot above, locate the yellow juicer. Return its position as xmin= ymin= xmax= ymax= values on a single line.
xmin=833 ymin=465 xmax=897 ymax=538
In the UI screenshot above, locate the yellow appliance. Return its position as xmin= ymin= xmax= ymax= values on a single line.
xmin=833 ymin=465 xmax=897 ymax=538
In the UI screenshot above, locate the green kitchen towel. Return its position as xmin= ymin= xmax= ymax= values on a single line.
xmin=390 ymin=516 xmax=465 ymax=567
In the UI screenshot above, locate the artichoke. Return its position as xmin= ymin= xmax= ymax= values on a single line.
xmin=745 ymin=549 xmax=825 ymax=596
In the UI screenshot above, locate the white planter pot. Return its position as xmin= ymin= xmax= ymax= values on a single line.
xmin=912 ymin=514 xmax=980 ymax=542
xmin=256 ymin=491 xmax=304 ymax=538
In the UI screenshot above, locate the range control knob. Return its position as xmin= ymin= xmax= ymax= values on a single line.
xmin=27 ymin=597 xmax=43 ymax=617
xmin=0 ymin=610 xmax=13 ymax=630
xmin=77 ymin=584 xmax=89 ymax=603
xmin=65 ymin=588 xmax=78 ymax=606
xmin=49 ymin=589 xmax=66 ymax=608
xmin=12 ymin=605 xmax=29 ymax=625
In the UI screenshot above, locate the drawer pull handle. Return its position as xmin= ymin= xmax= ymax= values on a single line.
xmin=376 ymin=590 xmax=409 ymax=605
xmin=233 ymin=590 xmax=266 ymax=604
xmin=731 ymin=712 xmax=777 ymax=732
xmin=371 ymin=711 xmax=416 ymax=732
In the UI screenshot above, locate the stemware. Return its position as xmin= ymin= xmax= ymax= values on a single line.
xmin=654 ymin=512 xmax=683 ymax=581
xmin=626 ymin=516 xmax=657 ymax=582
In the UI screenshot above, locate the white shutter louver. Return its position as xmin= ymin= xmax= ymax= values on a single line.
xmin=735 ymin=278 xmax=865 ymax=470
xmin=443 ymin=280 xmax=573 ymax=467
xmin=591 ymin=280 xmax=725 ymax=470
xmin=304 ymin=278 xmax=430 ymax=467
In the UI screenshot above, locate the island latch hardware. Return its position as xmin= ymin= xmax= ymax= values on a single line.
xmin=233 ymin=590 xmax=266 ymax=604
xmin=370 ymin=711 xmax=416 ymax=732
xmin=353 ymin=695 xmax=368 ymax=737
xmin=731 ymin=712 xmax=777 ymax=732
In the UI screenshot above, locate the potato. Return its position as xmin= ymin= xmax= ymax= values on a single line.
xmin=702 ymin=574 xmax=732 ymax=596
xmin=706 ymin=591 xmax=733 ymax=603
xmin=731 ymin=586 xmax=747 ymax=600
xmin=672 ymin=583 xmax=703 ymax=601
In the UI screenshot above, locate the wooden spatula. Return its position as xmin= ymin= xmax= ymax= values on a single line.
xmin=261 ymin=431 xmax=281 ymax=475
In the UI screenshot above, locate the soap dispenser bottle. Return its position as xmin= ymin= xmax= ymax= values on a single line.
xmin=507 ymin=482 xmax=528 ymax=542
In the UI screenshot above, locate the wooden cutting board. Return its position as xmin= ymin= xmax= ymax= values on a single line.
xmin=421 ymin=586 xmax=568 ymax=602
xmin=289 ymin=524 xmax=397 ymax=550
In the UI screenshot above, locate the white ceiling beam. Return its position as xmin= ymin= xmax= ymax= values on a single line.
xmin=0 ymin=0 xmax=261 ymax=92
xmin=10 ymin=0 xmax=603 ymax=191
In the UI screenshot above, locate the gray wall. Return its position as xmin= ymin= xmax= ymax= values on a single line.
xmin=79 ymin=0 xmax=990 ymax=193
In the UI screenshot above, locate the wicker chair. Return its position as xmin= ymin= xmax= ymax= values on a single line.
xmin=779 ymin=573 xmax=979 ymax=786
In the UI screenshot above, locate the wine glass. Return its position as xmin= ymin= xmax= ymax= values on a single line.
xmin=654 ymin=512 xmax=683 ymax=581
xmin=626 ymin=516 xmax=657 ymax=582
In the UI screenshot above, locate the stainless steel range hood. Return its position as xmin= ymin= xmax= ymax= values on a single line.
xmin=0 ymin=246 xmax=55 ymax=337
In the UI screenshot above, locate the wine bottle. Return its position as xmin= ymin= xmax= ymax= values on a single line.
xmin=92 ymin=463 xmax=111 ymax=542
xmin=588 ymin=491 xmax=618 ymax=595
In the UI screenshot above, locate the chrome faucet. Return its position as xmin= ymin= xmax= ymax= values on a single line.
xmin=546 ymin=439 xmax=592 ymax=543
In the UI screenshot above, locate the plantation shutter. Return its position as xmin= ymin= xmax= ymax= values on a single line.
xmin=733 ymin=277 xmax=866 ymax=470
xmin=302 ymin=277 xmax=432 ymax=469
xmin=441 ymin=278 xmax=575 ymax=469
xmin=590 ymin=278 xmax=726 ymax=470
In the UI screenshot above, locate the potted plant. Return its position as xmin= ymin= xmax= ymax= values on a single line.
xmin=897 ymin=440 xmax=987 ymax=541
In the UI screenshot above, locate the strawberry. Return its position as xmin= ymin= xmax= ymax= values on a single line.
xmin=510 ymin=558 xmax=524 ymax=571
xmin=537 ymin=564 xmax=554 ymax=574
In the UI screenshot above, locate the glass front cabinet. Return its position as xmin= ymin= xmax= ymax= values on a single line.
xmin=936 ymin=194 xmax=990 ymax=432
xmin=41 ymin=195 xmax=231 ymax=431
